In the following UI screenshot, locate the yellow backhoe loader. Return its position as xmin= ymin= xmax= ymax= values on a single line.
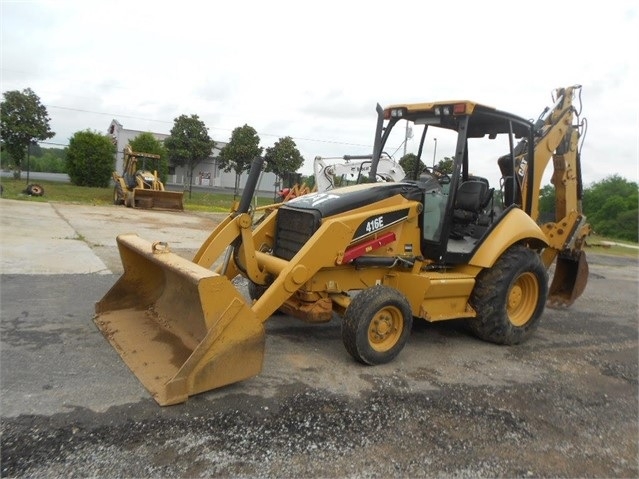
xmin=112 ymin=145 xmax=184 ymax=210
xmin=95 ymin=85 xmax=590 ymax=405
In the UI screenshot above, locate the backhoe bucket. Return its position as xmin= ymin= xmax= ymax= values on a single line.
xmin=94 ymin=234 xmax=264 ymax=405
xmin=548 ymin=250 xmax=589 ymax=307
xmin=133 ymin=189 xmax=184 ymax=210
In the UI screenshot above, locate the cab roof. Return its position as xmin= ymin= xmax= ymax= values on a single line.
xmin=384 ymin=100 xmax=533 ymax=138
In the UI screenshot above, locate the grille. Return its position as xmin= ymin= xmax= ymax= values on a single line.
xmin=274 ymin=207 xmax=321 ymax=260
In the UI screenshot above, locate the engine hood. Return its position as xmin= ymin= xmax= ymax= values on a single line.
xmin=282 ymin=182 xmax=423 ymax=218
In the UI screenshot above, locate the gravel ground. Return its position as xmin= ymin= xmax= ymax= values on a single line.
xmin=1 ymin=202 xmax=637 ymax=478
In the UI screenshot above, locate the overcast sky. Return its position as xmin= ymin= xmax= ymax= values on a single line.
xmin=2 ymin=0 xmax=638 ymax=185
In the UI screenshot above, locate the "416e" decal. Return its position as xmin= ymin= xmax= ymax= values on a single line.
xmin=353 ymin=208 xmax=409 ymax=241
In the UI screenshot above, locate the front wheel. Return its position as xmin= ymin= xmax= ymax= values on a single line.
xmin=248 ymin=280 xmax=267 ymax=302
xmin=469 ymin=245 xmax=548 ymax=345
xmin=342 ymin=285 xmax=413 ymax=365
xmin=113 ymin=185 xmax=124 ymax=205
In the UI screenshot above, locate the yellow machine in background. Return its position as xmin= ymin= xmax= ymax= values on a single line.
xmin=95 ymin=86 xmax=590 ymax=406
xmin=112 ymin=146 xmax=184 ymax=210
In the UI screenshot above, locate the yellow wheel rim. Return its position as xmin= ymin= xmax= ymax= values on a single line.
xmin=368 ymin=306 xmax=404 ymax=352
xmin=507 ymin=272 xmax=539 ymax=327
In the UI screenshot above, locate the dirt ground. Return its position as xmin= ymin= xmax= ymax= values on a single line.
xmin=0 ymin=200 xmax=637 ymax=478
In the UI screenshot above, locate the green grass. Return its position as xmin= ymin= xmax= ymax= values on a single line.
xmin=586 ymin=234 xmax=639 ymax=258
xmin=1 ymin=178 xmax=113 ymax=205
xmin=2 ymin=177 xmax=637 ymax=258
xmin=0 ymin=178 xmax=276 ymax=212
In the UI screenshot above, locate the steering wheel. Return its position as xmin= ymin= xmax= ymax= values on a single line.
xmin=436 ymin=172 xmax=451 ymax=185
xmin=429 ymin=167 xmax=450 ymax=185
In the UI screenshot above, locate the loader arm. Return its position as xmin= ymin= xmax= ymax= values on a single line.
xmin=193 ymin=156 xmax=270 ymax=277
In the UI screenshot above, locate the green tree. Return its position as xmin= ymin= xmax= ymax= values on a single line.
xmin=48 ymin=147 xmax=66 ymax=160
xmin=29 ymin=150 xmax=66 ymax=173
xmin=1 ymin=148 xmax=12 ymax=170
xmin=218 ymin=124 xmax=263 ymax=195
xmin=609 ymin=209 xmax=639 ymax=242
xmin=0 ymin=88 xmax=54 ymax=179
xmin=301 ymin=174 xmax=315 ymax=189
xmin=538 ymin=184 xmax=556 ymax=215
xmin=30 ymin=146 xmax=66 ymax=173
xmin=28 ymin=143 xmax=43 ymax=157
xmin=583 ymin=175 xmax=637 ymax=216
xmin=399 ymin=153 xmax=425 ymax=180
xmin=66 ymin=130 xmax=115 ymax=187
xmin=583 ymin=175 xmax=638 ymax=241
xmin=128 ymin=132 xmax=169 ymax=184
xmin=264 ymin=136 xmax=304 ymax=189
xmin=435 ymin=157 xmax=454 ymax=174
xmin=164 ymin=114 xmax=215 ymax=198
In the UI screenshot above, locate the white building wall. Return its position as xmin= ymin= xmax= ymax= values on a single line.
xmin=107 ymin=119 xmax=278 ymax=193
xmin=173 ymin=164 xmax=279 ymax=194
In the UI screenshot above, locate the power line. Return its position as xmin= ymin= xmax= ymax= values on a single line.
xmin=45 ymin=104 xmax=372 ymax=149
xmin=47 ymin=105 xmax=175 ymax=125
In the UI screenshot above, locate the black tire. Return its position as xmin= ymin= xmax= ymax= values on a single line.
xmin=469 ymin=245 xmax=548 ymax=345
xmin=248 ymin=279 xmax=285 ymax=315
xmin=113 ymin=185 xmax=124 ymax=205
xmin=248 ymin=280 xmax=268 ymax=301
xmin=26 ymin=184 xmax=44 ymax=196
xmin=342 ymin=285 xmax=413 ymax=365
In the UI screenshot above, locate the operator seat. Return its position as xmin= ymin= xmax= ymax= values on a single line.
xmin=450 ymin=180 xmax=489 ymax=238
xmin=124 ymin=173 xmax=137 ymax=189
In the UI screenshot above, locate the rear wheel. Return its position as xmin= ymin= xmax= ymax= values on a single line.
xmin=469 ymin=245 xmax=548 ymax=345
xmin=342 ymin=285 xmax=413 ymax=365
xmin=113 ymin=185 xmax=124 ymax=205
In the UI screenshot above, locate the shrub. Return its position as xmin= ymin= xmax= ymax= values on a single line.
xmin=66 ymin=130 xmax=115 ymax=187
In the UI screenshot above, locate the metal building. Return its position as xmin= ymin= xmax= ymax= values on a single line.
xmin=107 ymin=119 xmax=279 ymax=193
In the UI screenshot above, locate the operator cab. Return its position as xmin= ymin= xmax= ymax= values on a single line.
xmin=374 ymin=101 xmax=535 ymax=265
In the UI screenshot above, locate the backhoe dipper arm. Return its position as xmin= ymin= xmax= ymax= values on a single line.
xmin=524 ymin=85 xmax=583 ymax=221
xmin=522 ymin=85 xmax=590 ymax=306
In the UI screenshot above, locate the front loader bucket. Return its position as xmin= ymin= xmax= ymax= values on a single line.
xmin=133 ymin=189 xmax=184 ymax=210
xmin=94 ymin=234 xmax=264 ymax=405
xmin=548 ymin=250 xmax=589 ymax=308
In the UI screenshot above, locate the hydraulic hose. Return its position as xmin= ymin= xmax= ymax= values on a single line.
xmin=236 ymin=156 xmax=265 ymax=215
xmin=230 ymin=156 xmax=265 ymax=277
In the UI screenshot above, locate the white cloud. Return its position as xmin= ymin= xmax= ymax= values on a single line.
xmin=1 ymin=0 xmax=637 ymax=183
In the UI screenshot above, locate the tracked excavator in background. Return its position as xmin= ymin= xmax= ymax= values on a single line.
xmin=95 ymin=85 xmax=590 ymax=406
xmin=313 ymin=154 xmax=406 ymax=192
xmin=274 ymin=155 xmax=405 ymax=202
xmin=112 ymin=145 xmax=184 ymax=210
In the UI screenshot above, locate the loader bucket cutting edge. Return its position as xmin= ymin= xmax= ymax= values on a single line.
xmin=133 ymin=189 xmax=184 ymax=210
xmin=548 ymin=250 xmax=589 ymax=308
xmin=94 ymin=234 xmax=265 ymax=406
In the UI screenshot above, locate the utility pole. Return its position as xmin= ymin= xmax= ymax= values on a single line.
xmin=432 ymin=138 xmax=438 ymax=168
xmin=26 ymin=141 xmax=32 ymax=184
xmin=403 ymin=122 xmax=412 ymax=158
